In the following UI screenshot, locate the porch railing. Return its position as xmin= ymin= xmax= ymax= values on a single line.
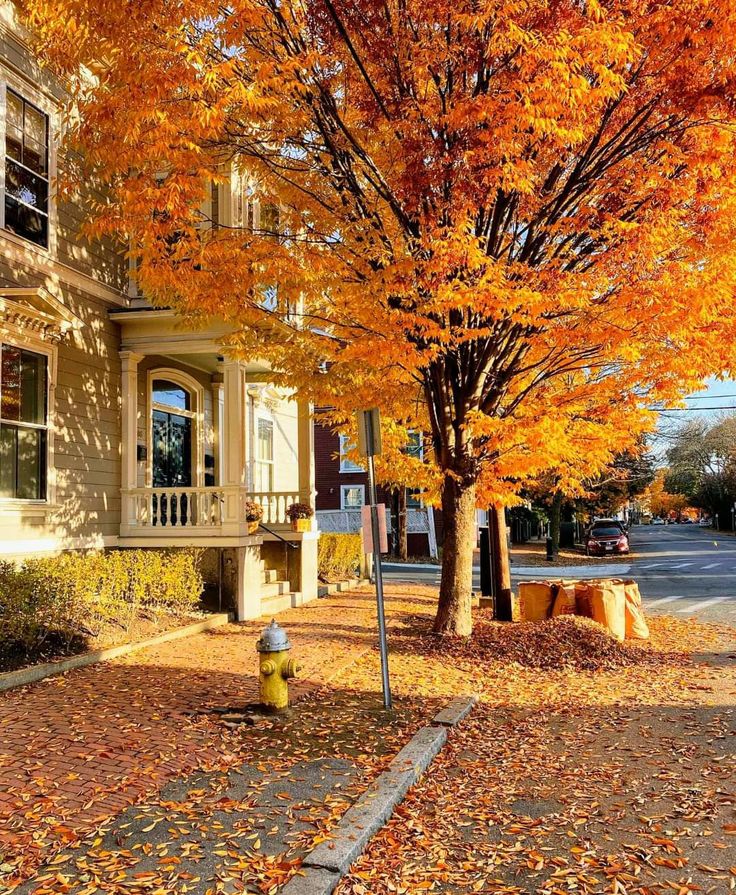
xmin=248 ymin=490 xmax=302 ymax=526
xmin=122 ymin=486 xmax=307 ymax=531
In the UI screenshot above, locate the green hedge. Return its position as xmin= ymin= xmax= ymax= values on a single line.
xmin=0 ymin=549 xmax=203 ymax=654
xmin=318 ymin=533 xmax=363 ymax=582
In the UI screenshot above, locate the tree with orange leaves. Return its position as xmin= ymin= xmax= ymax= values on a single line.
xmin=26 ymin=0 xmax=736 ymax=634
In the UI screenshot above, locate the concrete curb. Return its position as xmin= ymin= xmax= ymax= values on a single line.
xmin=317 ymin=578 xmax=370 ymax=598
xmin=282 ymin=694 xmax=478 ymax=895
xmin=0 ymin=613 xmax=231 ymax=693
xmin=432 ymin=693 xmax=479 ymax=726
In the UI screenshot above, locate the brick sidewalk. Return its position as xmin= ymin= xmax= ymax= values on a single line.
xmin=0 ymin=587 xmax=437 ymax=886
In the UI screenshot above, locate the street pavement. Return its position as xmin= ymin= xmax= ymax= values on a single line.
xmin=383 ymin=523 xmax=736 ymax=624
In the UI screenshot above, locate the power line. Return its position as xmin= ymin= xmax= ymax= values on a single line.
xmin=656 ymin=405 xmax=736 ymax=412
xmin=683 ymin=393 xmax=736 ymax=400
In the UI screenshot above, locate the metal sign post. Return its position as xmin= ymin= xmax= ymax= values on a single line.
xmin=357 ymin=408 xmax=392 ymax=710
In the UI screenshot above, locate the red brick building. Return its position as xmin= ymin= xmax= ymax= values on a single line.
xmin=313 ymin=420 xmax=440 ymax=558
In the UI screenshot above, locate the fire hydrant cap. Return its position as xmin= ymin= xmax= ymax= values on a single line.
xmin=256 ymin=619 xmax=291 ymax=653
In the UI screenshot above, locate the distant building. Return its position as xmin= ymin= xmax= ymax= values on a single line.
xmin=313 ymin=419 xmax=439 ymax=558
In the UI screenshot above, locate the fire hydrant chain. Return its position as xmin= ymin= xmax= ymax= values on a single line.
xmin=256 ymin=620 xmax=300 ymax=713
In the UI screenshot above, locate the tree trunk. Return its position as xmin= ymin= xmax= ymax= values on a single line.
xmin=491 ymin=505 xmax=512 ymax=616
xmin=397 ymin=487 xmax=408 ymax=561
xmin=434 ymin=475 xmax=476 ymax=636
xmin=549 ymin=490 xmax=563 ymax=554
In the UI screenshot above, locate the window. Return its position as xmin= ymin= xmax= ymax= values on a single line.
xmin=232 ymin=170 xmax=256 ymax=231
xmin=255 ymin=418 xmax=274 ymax=491
xmin=152 ymin=379 xmax=191 ymax=412
xmin=339 ymin=434 xmax=364 ymax=472
xmin=259 ymin=202 xmax=280 ymax=237
xmin=341 ymin=484 xmax=364 ymax=509
xmin=5 ymin=90 xmax=49 ymax=248
xmin=0 ymin=343 xmax=47 ymax=499
xmin=404 ymin=431 xmax=424 ymax=459
xmin=407 ymin=488 xmax=423 ymax=509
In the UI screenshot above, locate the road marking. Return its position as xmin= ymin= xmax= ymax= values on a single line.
xmin=644 ymin=594 xmax=687 ymax=607
xmin=677 ymin=596 xmax=729 ymax=613
xmin=668 ymin=562 xmax=696 ymax=569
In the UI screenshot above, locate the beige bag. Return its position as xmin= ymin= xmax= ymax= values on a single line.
xmin=551 ymin=579 xmax=577 ymax=616
xmin=623 ymin=580 xmax=650 ymax=639
xmin=588 ymin=579 xmax=626 ymax=641
xmin=575 ymin=580 xmax=594 ymax=618
xmin=519 ymin=581 xmax=555 ymax=621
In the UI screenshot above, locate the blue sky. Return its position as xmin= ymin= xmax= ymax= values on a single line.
xmin=681 ymin=377 xmax=736 ymax=414
xmin=651 ymin=377 xmax=736 ymax=460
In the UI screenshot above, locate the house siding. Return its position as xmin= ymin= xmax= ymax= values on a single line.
xmin=0 ymin=15 xmax=126 ymax=557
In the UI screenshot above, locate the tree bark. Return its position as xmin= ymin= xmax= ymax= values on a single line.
xmin=397 ymin=487 xmax=408 ymax=561
xmin=549 ymin=490 xmax=563 ymax=554
xmin=434 ymin=475 xmax=476 ymax=636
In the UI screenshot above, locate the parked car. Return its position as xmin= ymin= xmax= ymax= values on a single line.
xmin=652 ymin=517 xmax=665 ymax=525
xmin=699 ymin=517 xmax=711 ymax=527
xmin=592 ymin=517 xmax=628 ymax=533
xmin=682 ymin=517 xmax=694 ymax=524
xmin=585 ymin=523 xmax=630 ymax=556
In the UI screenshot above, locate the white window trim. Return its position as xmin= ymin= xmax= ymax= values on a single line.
xmin=146 ymin=368 xmax=205 ymax=488
xmin=0 ymin=65 xmax=58 ymax=258
xmin=340 ymin=484 xmax=365 ymax=510
xmin=339 ymin=434 xmax=364 ymax=473
xmin=0 ymin=327 xmax=56 ymax=508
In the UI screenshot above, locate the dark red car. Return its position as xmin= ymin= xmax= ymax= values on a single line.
xmin=585 ymin=523 xmax=629 ymax=556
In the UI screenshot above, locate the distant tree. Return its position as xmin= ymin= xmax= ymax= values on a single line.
xmin=664 ymin=416 xmax=736 ymax=524
xmin=644 ymin=469 xmax=689 ymax=518
xmin=583 ymin=448 xmax=657 ymax=517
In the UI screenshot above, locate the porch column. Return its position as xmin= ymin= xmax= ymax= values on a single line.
xmin=222 ymin=360 xmax=246 ymax=487
xmin=120 ymin=351 xmax=143 ymax=528
xmin=219 ymin=360 xmax=248 ymax=531
xmin=297 ymin=398 xmax=316 ymax=506
xmin=211 ymin=370 xmax=225 ymax=485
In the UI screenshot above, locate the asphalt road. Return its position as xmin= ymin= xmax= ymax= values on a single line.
xmin=383 ymin=524 xmax=736 ymax=624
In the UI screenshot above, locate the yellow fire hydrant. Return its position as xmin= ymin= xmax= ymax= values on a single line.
xmin=257 ymin=620 xmax=300 ymax=713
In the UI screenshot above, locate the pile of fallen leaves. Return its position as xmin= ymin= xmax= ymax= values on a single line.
xmin=403 ymin=613 xmax=674 ymax=672
xmin=471 ymin=615 xmax=660 ymax=671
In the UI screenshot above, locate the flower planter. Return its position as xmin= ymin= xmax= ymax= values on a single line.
xmin=247 ymin=520 xmax=260 ymax=535
xmin=291 ymin=518 xmax=311 ymax=532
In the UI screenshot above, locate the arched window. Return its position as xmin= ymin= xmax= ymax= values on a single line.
xmin=152 ymin=379 xmax=190 ymax=412
xmin=150 ymin=373 xmax=199 ymax=490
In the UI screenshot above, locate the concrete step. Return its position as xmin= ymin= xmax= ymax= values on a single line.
xmin=261 ymin=580 xmax=290 ymax=599
xmin=260 ymin=592 xmax=293 ymax=617
xmin=261 ymin=569 xmax=279 ymax=584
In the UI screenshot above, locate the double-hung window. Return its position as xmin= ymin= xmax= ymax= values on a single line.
xmin=0 ymin=343 xmax=48 ymax=500
xmin=5 ymin=89 xmax=49 ymax=248
xmin=255 ymin=418 xmax=274 ymax=491
xmin=339 ymin=434 xmax=364 ymax=472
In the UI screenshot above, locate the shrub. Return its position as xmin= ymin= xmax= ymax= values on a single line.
xmin=0 ymin=549 xmax=203 ymax=656
xmin=318 ymin=533 xmax=362 ymax=582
